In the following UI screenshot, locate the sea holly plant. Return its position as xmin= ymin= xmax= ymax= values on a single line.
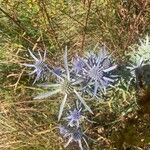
xmin=34 ymin=47 xmax=93 ymax=121
xmin=23 ymin=49 xmax=50 ymax=84
xmin=23 ymin=37 xmax=150 ymax=149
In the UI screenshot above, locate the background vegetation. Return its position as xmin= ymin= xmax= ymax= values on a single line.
xmin=0 ymin=0 xmax=149 ymax=149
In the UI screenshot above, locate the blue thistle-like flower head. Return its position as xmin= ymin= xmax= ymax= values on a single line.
xmin=83 ymin=46 xmax=117 ymax=96
xmin=59 ymin=126 xmax=89 ymax=150
xmin=24 ymin=49 xmax=50 ymax=84
xmin=64 ymin=128 xmax=89 ymax=150
xmin=67 ymin=108 xmax=82 ymax=127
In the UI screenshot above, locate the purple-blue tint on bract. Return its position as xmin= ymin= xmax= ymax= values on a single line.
xmin=24 ymin=49 xmax=50 ymax=84
xmin=53 ymin=67 xmax=62 ymax=76
xmin=67 ymin=108 xmax=82 ymax=127
xmin=72 ymin=56 xmax=85 ymax=74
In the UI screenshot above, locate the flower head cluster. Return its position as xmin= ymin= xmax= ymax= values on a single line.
xmin=24 ymin=46 xmax=118 ymax=122
xmin=24 ymin=45 xmax=119 ymax=149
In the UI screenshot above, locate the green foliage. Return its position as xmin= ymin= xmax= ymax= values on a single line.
xmin=128 ymin=35 xmax=150 ymax=64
